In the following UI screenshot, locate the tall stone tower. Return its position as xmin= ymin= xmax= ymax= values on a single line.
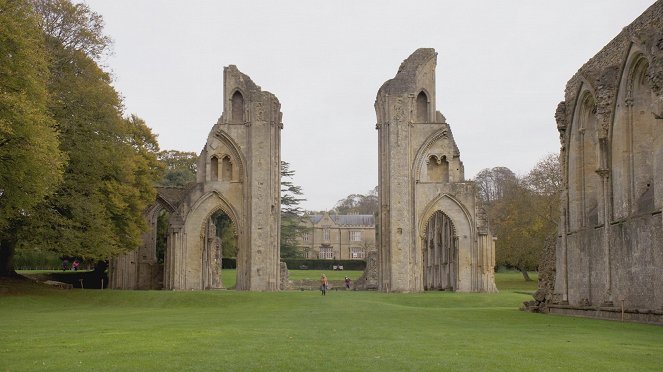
xmin=109 ymin=65 xmax=282 ymax=291
xmin=176 ymin=65 xmax=282 ymax=291
xmin=375 ymin=48 xmax=496 ymax=293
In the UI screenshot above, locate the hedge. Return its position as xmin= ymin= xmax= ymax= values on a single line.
xmin=281 ymin=259 xmax=366 ymax=271
xmin=221 ymin=258 xmax=365 ymax=271
xmin=222 ymin=258 xmax=236 ymax=269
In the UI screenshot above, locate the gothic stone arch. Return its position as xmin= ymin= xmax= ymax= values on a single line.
xmin=552 ymin=1 xmax=663 ymax=323
xmin=375 ymin=48 xmax=497 ymax=293
xmin=111 ymin=65 xmax=282 ymax=291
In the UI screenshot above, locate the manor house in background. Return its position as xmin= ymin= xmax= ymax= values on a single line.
xmin=297 ymin=212 xmax=375 ymax=260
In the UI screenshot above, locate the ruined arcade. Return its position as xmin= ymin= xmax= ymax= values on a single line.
xmin=548 ymin=1 xmax=663 ymax=323
xmin=110 ymin=66 xmax=282 ymax=291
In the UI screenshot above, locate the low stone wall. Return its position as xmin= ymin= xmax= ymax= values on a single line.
xmin=547 ymin=305 xmax=663 ymax=325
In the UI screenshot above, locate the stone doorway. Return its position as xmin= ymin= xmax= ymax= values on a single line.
xmin=423 ymin=211 xmax=457 ymax=291
xmin=110 ymin=65 xmax=282 ymax=291
xmin=202 ymin=210 xmax=237 ymax=289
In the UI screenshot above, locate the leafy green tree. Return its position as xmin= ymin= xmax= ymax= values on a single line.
xmin=16 ymin=0 xmax=161 ymax=263
xmin=478 ymin=154 xmax=560 ymax=281
xmin=474 ymin=167 xmax=518 ymax=205
xmin=157 ymin=150 xmax=197 ymax=187
xmin=30 ymin=0 xmax=111 ymax=61
xmin=280 ymin=161 xmax=309 ymax=259
xmin=0 ymin=0 xmax=65 ymax=276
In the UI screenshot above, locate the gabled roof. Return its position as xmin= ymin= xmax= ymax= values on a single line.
xmin=308 ymin=213 xmax=374 ymax=227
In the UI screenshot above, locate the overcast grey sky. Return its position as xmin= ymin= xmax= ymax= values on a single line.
xmin=83 ymin=0 xmax=656 ymax=211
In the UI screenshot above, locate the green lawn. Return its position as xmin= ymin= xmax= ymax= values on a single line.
xmin=1 ymin=273 xmax=661 ymax=371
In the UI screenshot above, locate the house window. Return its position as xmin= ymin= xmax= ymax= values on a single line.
xmin=302 ymin=233 xmax=310 ymax=242
xmin=350 ymin=231 xmax=362 ymax=241
xmin=323 ymin=228 xmax=330 ymax=241
xmin=351 ymin=247 xmax=364 ymax=259
xmin=319 ymin=247 xmax=333 ymax=259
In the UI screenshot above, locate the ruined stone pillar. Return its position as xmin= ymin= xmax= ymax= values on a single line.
xmin=375 ymin=48 xmax=496 ymax=293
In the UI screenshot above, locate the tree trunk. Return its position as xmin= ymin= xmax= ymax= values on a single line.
xmin=519 ymin=267 xmax=532 ymax=281
xmin=0 ymin=238 xmax=18 ymax=278
xmin=93 ymin=260 xmax=109 ymax=288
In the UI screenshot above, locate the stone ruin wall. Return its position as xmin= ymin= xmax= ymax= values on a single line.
xmin=375 ymin=48 xmax=497 ymax=293
xmin=533 ymin=0 xmax=663 ymax=324
xmin=110 ymin=66 xmax=282 ymax=291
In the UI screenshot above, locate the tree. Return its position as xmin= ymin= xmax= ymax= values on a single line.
xmin=0 ymin=0 xmax=65 ymax=276
xmin=30 ymin=0 xmax=111 ymax=61
xmin=280 ymin=161 xmax=309 ymax=258
xmin=333 ymin=187 xmax=378 ymax=215
xmin=15 ymin=0 xmax=161 ymax=264
xmin=480 ymin=154 xmax=561 ymax=280
xmin=157 ymin=150 xmax=197 ymax=187
xmin=474 ymin=167 xmax=518 ymax=205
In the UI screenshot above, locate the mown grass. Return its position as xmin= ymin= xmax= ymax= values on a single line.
xmin=1 ymin=273 xmax=661 ymax=371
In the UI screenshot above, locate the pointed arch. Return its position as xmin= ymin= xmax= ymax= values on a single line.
xmin=568 ymin=84 xmax=600 ymax=230
xmin=417 ymin=193 xmax=475 ymax=292
xmin=425 ymin=154 xmax=449 ymax=183
xmin=413 ymin=128 xmax=456 ymax=182
xmin=416 ymin=90 xmax=429 ymax=123
xmin=210 ymin=156 xmax=219 ymax=180
xmin=213 ymin=128 xmax=246 ymax=183
xmin=611 ymin=48 xmax=660 ymax=217
xmin=422 ymin=210 xmax=456 ymax=290
xmin=221 ymin=155 xmax=232 ymax=181
xmin=231 ymin=90 xmax=245 ymax=123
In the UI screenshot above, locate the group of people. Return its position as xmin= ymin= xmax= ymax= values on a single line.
xmin=61 ymin=259 xmax=80 ymax=271
xmin=319 ymin=274 xmax=353 ymax=295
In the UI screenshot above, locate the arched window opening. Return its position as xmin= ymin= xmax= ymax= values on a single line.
xmin=427 ymin=155 xmax=441 ymax=181
xmin=221 ymin=155 xmax=233 ymax=182
xmin=202 ymin=210 xmax=237 ymax=289
xmin=580 ymin=94 xmax=600 ymax=226
xmin=231 ymin=91 xmax=244 ymax=123
xmin=210 ymin=156 xmax=219 ymax=181
xmin=426 ymin=155 xmax=449 ymax=183
xmin=568 ymin=92 xmax=600 ymax=230
xmin=155 ymin=209 xmax=170 ymax=264
xmin=416 ymin=91 xmax=429 ymax=123
xmin=423 ymin=211 xmax=456 ymax=291
xmin=630 ymin=59 xmax=657 ymax=213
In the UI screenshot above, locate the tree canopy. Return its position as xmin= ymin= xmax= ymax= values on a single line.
xmin=0 ymin=0 xmax=66 ymax=275
xmin=1 ymin=0 xmax=162 ymax=275
xmin=333 ymin=187 xmax=378 ymax=215
xmin=157 ymin=150 xmax=198 ymax=187
xmin=475 ymin=154 xmax=560 ymax=280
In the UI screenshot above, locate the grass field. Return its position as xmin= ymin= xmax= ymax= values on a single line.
xmin=1 ymin=272 xmax=661 ymax=371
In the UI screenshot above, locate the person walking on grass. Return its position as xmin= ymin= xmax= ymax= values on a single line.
xmin=320 ymin=274 xmax=328 ymax=295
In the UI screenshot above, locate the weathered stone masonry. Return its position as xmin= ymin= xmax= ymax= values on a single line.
xmin=110 ymin=66 xmax=282 ymax=291
xmin=375 ymin=48 xmax=497 ymax=293
xmin=549 ymin=0 xmax=663 ymax=323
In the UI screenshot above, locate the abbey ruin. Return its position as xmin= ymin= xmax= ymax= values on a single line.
xmin=107 ymin=3 xmax=663 ymax=308
xmin=544 ymin=1 xmax=663 ymax=323
xmin=108 ymin=51 xmax=498 ymax=294
xmin=110 ymin=65 xmax=283 ymax=291
xmin=375 ymin=49 xmax=497 ymax=293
